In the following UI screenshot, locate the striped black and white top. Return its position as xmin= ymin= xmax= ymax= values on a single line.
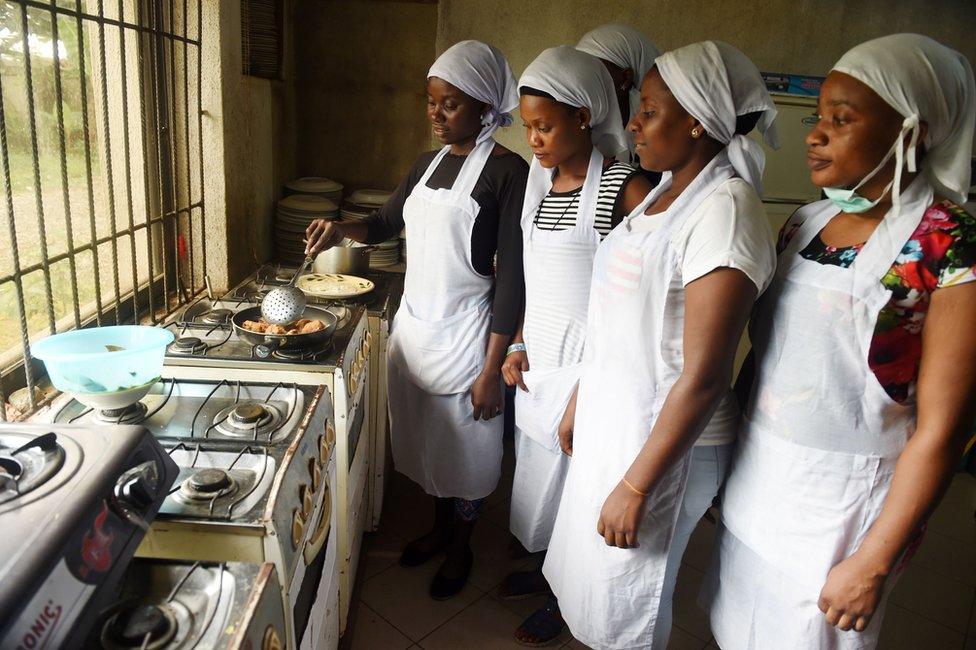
xmin=533 ymin=161 xmax=638 ymax=238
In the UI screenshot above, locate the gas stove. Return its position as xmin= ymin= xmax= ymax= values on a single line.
xmin=88 ymin=560 xmax=287 ymax=649
xmin=0 ymin=423 xmax=178 ymax=649
xmin=43 ymin=376 xmax=338 ymax=649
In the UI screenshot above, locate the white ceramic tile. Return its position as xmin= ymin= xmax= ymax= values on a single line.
xmin=878 ymin=603 xmax=966 ymax=650
xmin=910 ymin=528 xmax=976 ymax=588
xmin=360 ymin=562 xmax=484 ymax=642
xmin=419 ymin=593 xmax=537 ymax=649
xmin=345 ymin=604 xmax=413 ymax=650
xmin=889 ymin=563 xmax=975 ymax=633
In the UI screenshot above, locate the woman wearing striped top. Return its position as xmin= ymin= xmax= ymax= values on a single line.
xmin=497 ymin=46 xmax=654 ymax=646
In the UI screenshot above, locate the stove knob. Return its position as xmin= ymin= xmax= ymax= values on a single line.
xmin=309 ymin=458 xmax=322 ymax=491
xmin=299 ymin=484 xmax=314 ymax=518
xmin=318 ymin=435 xmax=329 ymax=464
xmin=263 ymin=624 xmax=283 ymax=650
xmin=291 ymin=509 xmax=305 ymax=549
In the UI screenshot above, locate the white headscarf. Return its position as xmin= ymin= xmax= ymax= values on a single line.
xmin=576 ymin=23 xmax=660 ymax=137
xmin=518 ymin=45 xmax=628 ymax=158
xmin=655 ymin=41 xmax=779 ymax=195
xmin=832 ymin=33 xmax=976 ymax=206
xmin=428 ymin=40 xmax=519 ymax=144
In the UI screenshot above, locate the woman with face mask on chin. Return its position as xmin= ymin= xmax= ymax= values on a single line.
xmin=542 ymin=42 xmax=778 ymax=650
xmin=496 ymin=45 xmax=653 ymax=646
xmin=703 ymin=34 xmax=976 ymax=649
xmin=305 ymin=41 xmax=528 ymax=600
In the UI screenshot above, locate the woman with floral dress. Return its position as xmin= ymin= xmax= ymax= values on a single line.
xmin=703 ymin=34 xmax=976 ymax=649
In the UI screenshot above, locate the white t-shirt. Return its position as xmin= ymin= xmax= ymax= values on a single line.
xmin=630 ymin=177 xmax=776 ymax=445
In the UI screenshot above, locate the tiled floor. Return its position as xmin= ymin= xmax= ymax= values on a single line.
xmin=340 ymin=435 xmax=976 ymax=649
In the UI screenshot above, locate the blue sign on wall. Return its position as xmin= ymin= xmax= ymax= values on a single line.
xmin=761 ymin=72 xmax=825 ymax=97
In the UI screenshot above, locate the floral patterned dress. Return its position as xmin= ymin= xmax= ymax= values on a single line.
xmin=779 ymin=199 xmax=976 ymax=405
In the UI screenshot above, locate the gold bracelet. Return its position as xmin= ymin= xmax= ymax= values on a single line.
xmin=622 ymin=477 xmax=648 ymax=497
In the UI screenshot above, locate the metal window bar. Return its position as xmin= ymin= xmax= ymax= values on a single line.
xmin=0 ymin=0 xmax=206 ymax=421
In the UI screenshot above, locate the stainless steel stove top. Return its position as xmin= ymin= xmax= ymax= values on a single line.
xmin=51 ymin=379 xmax=316 ymax=446
xmin=161 ymin=295 xmax=366 ymax=372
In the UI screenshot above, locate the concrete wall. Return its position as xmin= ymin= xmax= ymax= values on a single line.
xmin=436 ymin=0 xmax=976 ymax=158
xmin=202 ymin=0 xmax=296 ymax=290
xmin=292 ymin=0 xmax=437 ymax=193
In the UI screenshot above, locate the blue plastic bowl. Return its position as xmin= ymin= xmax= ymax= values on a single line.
xmin=32 ymin=326 xmax=175 ymax=397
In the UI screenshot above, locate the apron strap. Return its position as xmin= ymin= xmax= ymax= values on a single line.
xmin=571 ymin=148 xmax=606 ymax=235
xmin=416 ymin=145 xmax=454 ymax=188
xmin=852 ymin=177 xmax=933 ymax=293
xmin=451 ymin=138 xmax=495 ymax=198
xmin=622 ymin=150 xmax=737 ymax=241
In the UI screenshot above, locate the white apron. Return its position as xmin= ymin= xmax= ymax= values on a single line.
xmin=544 ymin=154 xmax=738 ymax=650
xmin=704 ymin=178 xmax=932 ymax=650
xmin=510 ymin=148 xmax=603 ymax=552
xmin=387 ymin=140 xmax=504 ymax=500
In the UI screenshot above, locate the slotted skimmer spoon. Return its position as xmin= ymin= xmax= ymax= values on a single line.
xmin=260 ymin=255 xmax=314 ymax=325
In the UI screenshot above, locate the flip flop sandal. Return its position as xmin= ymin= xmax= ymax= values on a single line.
xmin=497 ymin=569 xmax=549 ymax=601
xmin=514 ymin=598 xmax=564 ymax=647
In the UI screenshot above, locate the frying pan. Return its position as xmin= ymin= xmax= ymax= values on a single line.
xmin=232 ymin=305 xmax=338 ymax=359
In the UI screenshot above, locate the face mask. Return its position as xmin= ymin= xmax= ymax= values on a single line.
xmin=823 ymin=115 xmax=920 ymax=214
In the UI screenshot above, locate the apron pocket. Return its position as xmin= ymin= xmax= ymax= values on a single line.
xmin=514 ymin=364 xmax=582 ymax=451
xmin=389 ymin=300 xmax=490 ymax=395
xmin=724 ymin=430 xmax=885 ymax=589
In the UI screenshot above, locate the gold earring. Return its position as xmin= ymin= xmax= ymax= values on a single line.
xmin=580 ymin=124 xmax=587 ymax=130
xmin=691 ymin=127 xmax=702 ymax=138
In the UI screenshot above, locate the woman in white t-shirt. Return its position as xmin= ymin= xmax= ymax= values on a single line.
xmin=542 ymin=42 xmax=777 ymax=649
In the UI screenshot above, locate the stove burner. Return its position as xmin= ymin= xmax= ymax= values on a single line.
xmin=244 ymin=289 xmax=269 ymax=302
xmin=272 ymin=345 xmax=328 ymax=361
xmin=103 ymin=602 xmax=178 ymax=649
xmin=229 ymin=403 xmax=268 ymax=426
xmin=0 ymin=433 xmax=66 ymax=505
xmin=189 ymin=468 xmax=232 ymax=493
xmin=179 ymin=468 xmax=235 ymax=501
xmin=200 ymin=308 xmax=232 ymax=325
xmin=96 ymin=402 xmax=149 ymax=424
xmin=212 ymin=402 xmax=283 ymax=438
xmin=171 ymin=336 xmax=206 ymax=355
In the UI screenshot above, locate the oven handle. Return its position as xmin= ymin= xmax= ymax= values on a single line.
xmin=303 ymin=471 xmax=333 ymax=564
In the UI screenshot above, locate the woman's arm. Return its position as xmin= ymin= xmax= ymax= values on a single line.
xmin=818 ymin=281 xmax=976 ymax=633
xmin=472 ymin=155 xmax=529 ymax=420
xmin=597 ymin=267 xmax=758 ymax=548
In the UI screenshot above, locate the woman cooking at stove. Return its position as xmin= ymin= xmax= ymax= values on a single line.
xmin=703 ymin=34 xmax=976 ymax=649
xmin=542 ymin=42 xmax=778 ymax=649
xmin=497 ymin=45 xmax=654 ymax=646
xmin=304 ymin=40 xmax=527 ymax=600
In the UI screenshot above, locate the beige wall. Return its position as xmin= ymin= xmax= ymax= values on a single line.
xmin=437 ymin=0 xmax=976 ymax=158
xmin=293 ymin=0 xmax=437 ymax=193
xmin=202 ymin=0 xmax=296 ymax=290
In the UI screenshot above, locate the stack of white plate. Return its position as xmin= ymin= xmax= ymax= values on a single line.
xmin=369 ymin=240 xmax=400 ymax=268
xmin=339 ymin=189 xmax=393 ymax=222
xmin=275 ymin=194 xmax=340 ymax=264
xmin=284 ymin=177 xmax=343 ymax=202
xmin=338 ymin=189 xmax=399 ymax=268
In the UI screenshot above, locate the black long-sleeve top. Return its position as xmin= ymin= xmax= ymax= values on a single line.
xmin=363 ymin=148 xmax=528 ymax=336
